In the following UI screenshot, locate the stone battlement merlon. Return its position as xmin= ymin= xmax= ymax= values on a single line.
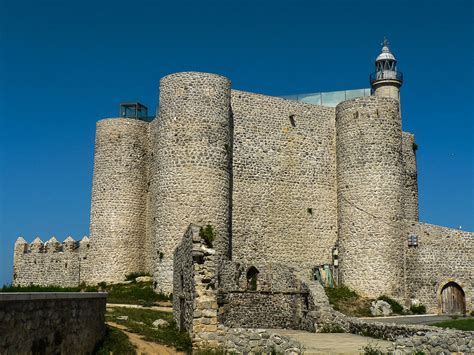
xmin=14 ymin=236 xmax=90 ymax=254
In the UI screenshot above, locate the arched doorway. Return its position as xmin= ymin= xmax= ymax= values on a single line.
xmin=246 ymin=266 xmax=259 ymax=291
xmin=440 ymin=282 xmax=466 ymax=314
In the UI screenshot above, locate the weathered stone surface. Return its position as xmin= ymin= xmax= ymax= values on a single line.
xmin=135 ymin=276 xmax=153 ymax=283
xmin=0 ymin=293 xmax=106 ymax=354
xmin=152 ymin=319 xmax=169 ymax=328
xmin=370 ymin=300 xmax=393 ymax=316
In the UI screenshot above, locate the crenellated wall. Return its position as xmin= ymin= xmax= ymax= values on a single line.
xmin=13 ymin=236 xmax=90 ymax=287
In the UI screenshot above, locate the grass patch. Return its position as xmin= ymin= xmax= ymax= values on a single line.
xmin=325 ymin=286 xmax=372 ymax=317
xmin=2 ymin=281 xmax=170 ymax=306
xmin=107 ymin=307 xmax=191 ymax=352
xmin=377 ymin=295 xmax=404 ymax=314
xmin=432 ymin=318 xmax=474 ymax=331
xmin=318 ymin=323 xmax=345 ymax=333
xmin=105 ymin=282 xmax=170 ymax=305
xmin=94 ymin=326 xmax=136 ymax=355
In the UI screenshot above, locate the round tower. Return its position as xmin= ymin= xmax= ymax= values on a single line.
xmin=87 ymin=118 xmax=149 ymax=284
xmin=336 ymin=96 xmax=405 ymax=298
xmin=370 ymin=38 xmax=403 ymax=99
xmin=149 ymin=72 xmax=232 ymax=293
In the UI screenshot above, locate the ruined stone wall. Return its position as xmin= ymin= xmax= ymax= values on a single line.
xmin=13 ymin=236 xmax=90 ymax=287
xmin=404 ymin=222 xmax=474 ymax=313
xmin=217 ymin=261 xmax=314 ymax=330
xmin=402 ymin=132 xmax=419 ymax=221
xmin=88 ymin=118 xmax=149 ymax=284
xmin=150 ymin=72 xmax=232 ymax=294
xmin=231 ymin=90 xmax=337 ymax=269
xmin=336 ymin=96 xmax=405 ymax=298
xmin=0 ymin=293 xmax=106 ymax=354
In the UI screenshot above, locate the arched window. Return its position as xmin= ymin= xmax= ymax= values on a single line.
xmin=246 ymin=266 xmax=259 ymax=291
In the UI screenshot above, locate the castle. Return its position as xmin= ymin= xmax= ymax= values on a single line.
xmin=13 ymin=40 xmax=473 ymax=317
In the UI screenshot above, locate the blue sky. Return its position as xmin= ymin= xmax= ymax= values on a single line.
xmin=0 ymin=0 xmax=472 ymax=286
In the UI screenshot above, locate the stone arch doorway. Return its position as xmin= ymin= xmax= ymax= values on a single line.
xmin=440 ymin=282 xmax=466 ymax=314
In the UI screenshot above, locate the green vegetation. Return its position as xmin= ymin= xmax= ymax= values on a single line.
xmin=106 ymin=307 xmax=191 ymax=352
xmin=360 ymin=342 xmax=383 ymax=355
xmin=318 ymin=323 xmax=345 ymax=333
xmin=125 ymin=272 xmax=151 ymax=281
xmin=377 ymin=295 xmax=404 ymax=314
xmin=325 ymin=286 xmax=372 ymax=317
xmin=410 ymin=304 xmax=426 ymax=315
xmin=432 ymin=318 xmax=474 ymax=331
xmin=94 ymin=326 xmax=136 ymax=355
xmin=2 ymin=280 xmax=170 ymax=306
xmin=200 ymin=224 xmax=216 ymax=247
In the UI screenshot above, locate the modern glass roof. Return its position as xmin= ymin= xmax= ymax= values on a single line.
xmin=282 ymin=88 xmax=371 ymax=107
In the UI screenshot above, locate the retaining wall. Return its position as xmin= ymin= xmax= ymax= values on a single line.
xmin=0 ymin=292 xmax=107 ymax=354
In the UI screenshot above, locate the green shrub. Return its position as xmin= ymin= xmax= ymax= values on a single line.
xmin=325 ymin=285 xmax=358 ymax=305
xmin=199 ymin=225 xmax=215 ymax=247
xmin=470 ymin=310 xmax=474 ymax=317
xmin=125 ymin=272 xmax=151 ymax=281
xmin=410 ymin=304 xmax=426 ymax=314
xmin=360 ymin=342 xmax=383 ymax=355
xmin=377 ymin=295 xmax=404 ymax=314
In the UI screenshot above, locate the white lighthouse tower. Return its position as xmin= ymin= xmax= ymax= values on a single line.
xmin=370 ymin=37 xmax=403 ymax=99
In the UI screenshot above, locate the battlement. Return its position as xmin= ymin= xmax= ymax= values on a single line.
xmin=15 ymin=236 xmax=90 ymax=254
xmin=13 ymin=236 xmax=90 ymax=287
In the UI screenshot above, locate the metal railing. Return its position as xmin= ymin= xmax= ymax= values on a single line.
xmin=370 ymin=71 xmax=403 ymax=84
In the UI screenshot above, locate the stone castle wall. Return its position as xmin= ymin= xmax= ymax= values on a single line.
xmin=402 ymin=132 xmax=419 ymax=221
xmin=231 ymin=90 xmax=337 ymax=269
xmin=404 ymin=222 xmax=474 ymax=313
xmin=88 ymin=118 xmax=150 ymax=284
xmin=336 ymin=96 xmax=405 ymax=298
xmin=0 ymin=293 xmax=106 ymax=354
xmin=13 ymin=236 xmax=89 ymax=287
xmin=149 ymin=72 xmax=232 ymax=294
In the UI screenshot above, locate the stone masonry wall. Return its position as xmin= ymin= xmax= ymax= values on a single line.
xmin=150 ymin=72 xmax=232 ymax=294
xmin=173 ymin=224 xmax=304 ymax=353
xmin=231 ymin=90 xmax=337 ymax=269
xmin=336 ymin=96 xmax=405 ymax=299
xmin=401 ymin=132 xmax=419 ymax=221
xmin=217 ymin=260 xmax=314 ymax=330
xmin=88 ymin=118 xmax=149 ymax=284
xmin=0 ymin=293 xmax=106 ymax=354
xmin=404 ymin=222 xmax=474 ymax=314
xmin=13 ymin=236 xmax=89 ymax=287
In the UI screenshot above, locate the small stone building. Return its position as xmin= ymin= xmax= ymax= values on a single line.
xmin=14 ymin=40 xmax=473 ymax=319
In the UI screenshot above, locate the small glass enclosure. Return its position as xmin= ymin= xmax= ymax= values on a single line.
xmin=120 ymin=102 xmax=148 ymax=120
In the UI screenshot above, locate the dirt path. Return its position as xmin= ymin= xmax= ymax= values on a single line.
xmin=107 ymin=321 xmax=184 ymax=355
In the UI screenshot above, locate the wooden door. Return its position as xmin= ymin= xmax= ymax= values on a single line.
xmin=441 ymin=282 xmax=466 ymax=314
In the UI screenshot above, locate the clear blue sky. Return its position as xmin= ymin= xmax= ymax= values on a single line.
xmin=0 ymin=0 xmax=473 ymax=286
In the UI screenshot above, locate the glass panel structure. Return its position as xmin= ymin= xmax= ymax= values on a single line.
xmin=282 ymin=88 xmax=371 ymax=107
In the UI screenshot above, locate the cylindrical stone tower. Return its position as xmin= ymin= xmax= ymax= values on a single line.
xmin=149 ymin=72 xmax=232 ymax=293
xmin=336 ymin=96 xmax=405 ymax=298
xmin=87 ymin=118 xmax=149 ymax=284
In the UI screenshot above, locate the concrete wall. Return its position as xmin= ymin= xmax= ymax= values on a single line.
xmin=13 ymin=236 xmax=89 ymax=287
xmin=149 ymin=72 xmax=232 ymax=294
xmin=0 ymin=293 xmax=106 ymax=354
xmin=404 ymin=222 xmax=474 ymax=313
xmin=88 ymin=118 xmax=149 ymax=284
xmin=231 ymin=90 xmax=337 ymax=269
xmin=336 ymin=96 xmax=405 ymax=298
